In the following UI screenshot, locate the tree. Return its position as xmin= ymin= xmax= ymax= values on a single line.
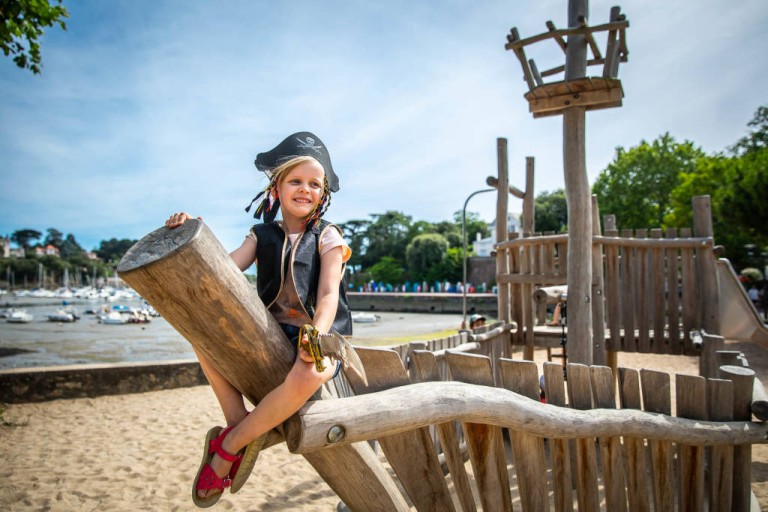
xmin=368 ymin=256 xmax=404 ymax=284
xmin=0 ymin=0 xmax=69 ymax=74
xmin=592 ymin=133 xmax=705 ymax=230
xmin=44 ymin=227 xmax=63 ymax=248
xmin=406 ymin=234 xmax=449 ymax=281
xmin=359 ymin=211 xmax=413 ymax=268
xmin=11 ymin=228 xmax=41 ymax=250
xmin=60 ymin=233 xmax=84 ymax=259
xmin=338 ymin=219 xmax=370 ymax=271
xmin=534 ymin=189 xmax=568 ymax=233
xmin=452 ymin=211 xmax=489 ymax=249
xmin=730 ymin=105 xmax=768 ymax=157
xmin=96 ymin=238 xmax=137 ymax=263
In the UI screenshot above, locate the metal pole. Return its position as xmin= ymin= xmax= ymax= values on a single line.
xmin=462 ymin=188 xmax=495 ymax=326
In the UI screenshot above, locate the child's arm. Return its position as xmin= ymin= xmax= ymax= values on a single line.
xmin=229 ymin=237 xmax=257 ymax=272
xmin=309 ymin=246 xmax=344 ymax=334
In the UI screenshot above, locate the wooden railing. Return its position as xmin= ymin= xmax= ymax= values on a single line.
xmin=493 ymin=227 xmax=721 ymax=364
xmin=303 ymin=347 xmax=767 ymax=511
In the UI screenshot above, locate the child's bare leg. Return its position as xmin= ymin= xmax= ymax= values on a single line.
xmin=198 ymin=355 xmax=334 ymax=498
xmin=195 ymin=347 xmax=248 ymax=426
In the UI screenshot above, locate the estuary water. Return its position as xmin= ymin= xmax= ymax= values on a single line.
xmin=0 ymin=296 xmax=461 ymax=370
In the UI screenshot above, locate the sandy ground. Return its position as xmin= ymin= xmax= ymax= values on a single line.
xmin=1 ymin=339 xmax=767 ymax=511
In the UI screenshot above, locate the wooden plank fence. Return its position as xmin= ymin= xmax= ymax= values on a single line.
xmin=302 ymin=346 xmax=768 ymax=511
xmin=492 ymin=197 xmax=723 ymax=376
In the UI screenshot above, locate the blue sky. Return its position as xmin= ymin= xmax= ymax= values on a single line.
xmin=1 ymin=0 xmax=766 ymax=253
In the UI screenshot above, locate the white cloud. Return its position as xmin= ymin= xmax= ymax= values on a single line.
xmin=1 ymin=0 xmax=766 ymax=252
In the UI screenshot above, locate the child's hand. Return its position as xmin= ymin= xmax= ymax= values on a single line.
xmin=165 ymin=212 xmax=202 ymax=229
xmin=298 ymin=335 xmax=315 ymax=363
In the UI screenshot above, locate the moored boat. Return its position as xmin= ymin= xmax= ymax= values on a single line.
xmin=47 ymin=309 xmax=77 ymax=322
xmin=7 ymin=310 xmax=34 ymax=323
xmin=352 ymin=312 xmax=379 ymax=323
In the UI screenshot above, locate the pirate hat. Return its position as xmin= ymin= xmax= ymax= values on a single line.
xmin=254 ymin=131 xmax=339 ymax=192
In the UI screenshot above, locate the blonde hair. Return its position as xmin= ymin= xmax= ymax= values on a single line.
xmin=269 ymin=155 xmax=323 ymax=184
xmin=254 ymin=155 xmax=332 ymax=227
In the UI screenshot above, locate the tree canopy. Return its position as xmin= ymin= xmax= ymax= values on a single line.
xmin=534 ymin=189 xmax=568 ymax=233
xmin=594 ymin=106 xmax=768 ymax=270
xmin=0 ymin=0 xmax=69 ymax=74
xmin=592 ymin=133 xmax=705 ymax=231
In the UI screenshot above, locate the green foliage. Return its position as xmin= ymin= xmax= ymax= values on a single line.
xmin=43 ymin=227 xmax=63 ymax=248
xmin=60 ymin=233 xmax=84 ymax=259
xmin=592 ymin=133 xmax=705 ymax=230
xmin=730 ymin=105 xmax=768 ymax=156
xmin=534 ymin=189 xmax=568 ymax=233
xmin=594 ymin=106 xmax=768 ymax=270
xmin=405 ymin=234 xmax=449 ymax=281
xmin=368 ymin=256 xmax=404 ymax=284
xmin=11 ymin=228 xmax=41 ymax=249
xmin=453 ymin=210 xmax=489 ymax=249
xmin=0 ymin=0 xmax=69 ymax=74
xmin=359 ymin=211 xmax=413 ymax=268
xmin=95 ymin=238 xmax=137 ymax=263
xmin=339 ymin=208 xmax=491 ymax=284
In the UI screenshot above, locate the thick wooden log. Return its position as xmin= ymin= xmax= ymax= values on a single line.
xmin=293 ymin=381 xmax=768 ymax=453
xmin=117 ymin=220 xmax=408 ymax=512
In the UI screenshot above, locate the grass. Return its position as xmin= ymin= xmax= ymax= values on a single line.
xmin=356 ymin=328 xmax=459 ymax=347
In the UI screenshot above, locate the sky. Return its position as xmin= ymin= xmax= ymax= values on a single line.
xmin=1 ymin=0 xmax=766 ymax=253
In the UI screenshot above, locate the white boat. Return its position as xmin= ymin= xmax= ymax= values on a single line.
xmin=7 ymin=310 xmax=34 ymax=323
xmin=100 ymin=311 xmax=128 ymax=325
xmin=352 ymin=312 xmax=379 ymax=323
xmin=47 ymin=309 xmax=77 ymax=322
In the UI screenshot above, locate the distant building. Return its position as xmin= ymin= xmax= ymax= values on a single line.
xmin=472 ymin=213 xmax=521 ymax=257
xmin=34 ymin=244 xmax=61 ymax=257
xmin=1 ymin=237 xmax=24 ymax=258
xmin=85 ymin=252 xmax=100 ymax=260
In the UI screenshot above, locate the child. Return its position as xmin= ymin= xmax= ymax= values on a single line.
xmin=166 ymin=132 xmax=353 ymax=507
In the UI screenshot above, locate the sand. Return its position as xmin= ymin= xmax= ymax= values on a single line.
xmin=1 ymin=340 xmax=767 ymax=511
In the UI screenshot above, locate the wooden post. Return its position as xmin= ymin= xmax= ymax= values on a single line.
xmin=562 ymin=0 xmax=593 ymax=365
xmin=496 ymin=138 xmax=511 ymax=328
xmin=523 ymin=156 xmax=535 ymax=236
xmin=692 ymin=195 xmax=720 ymax=335
xmin=117 ymin=220 xmax=409 ymax=512
xmin=591 ymin=195 xmax=606 ymax=366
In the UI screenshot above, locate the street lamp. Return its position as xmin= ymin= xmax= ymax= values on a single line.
xmin=462 ymin=188 xmax=495 ymax=326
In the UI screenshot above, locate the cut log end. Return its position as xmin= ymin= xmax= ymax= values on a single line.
xmin=117 ymin=219 xmax=203 ymax=274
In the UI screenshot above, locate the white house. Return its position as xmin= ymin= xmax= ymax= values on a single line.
xmin=472 ymin=213 xmax=521 ymax=257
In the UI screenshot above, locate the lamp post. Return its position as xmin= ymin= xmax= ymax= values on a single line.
xmin=462 ymin=188 xmax=495 ymax=327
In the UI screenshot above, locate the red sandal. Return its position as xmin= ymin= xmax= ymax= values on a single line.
xmin=192 ymin=425 xmax=242 ymax=508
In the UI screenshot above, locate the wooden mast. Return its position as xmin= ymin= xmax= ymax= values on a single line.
xmin=504 ymin=3 xmax=629 ymax=365
xmin=117 ymin=220 xmax=409 ymax=512
xmin=562 ymin=0 xmax=593 ymax=364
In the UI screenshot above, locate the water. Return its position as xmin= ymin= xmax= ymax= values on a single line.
xmin=0 ymin=296 xmax=461 ymax=370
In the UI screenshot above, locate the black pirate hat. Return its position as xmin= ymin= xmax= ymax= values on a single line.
xmin=254 ymin=131 xmax=339 ymax=192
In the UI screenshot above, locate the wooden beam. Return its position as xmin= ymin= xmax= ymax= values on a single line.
xmin=293 ymin=381 xmax=768 ymax=453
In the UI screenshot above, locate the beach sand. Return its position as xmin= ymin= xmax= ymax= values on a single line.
xmin=2 ymin=340 xmax=767 ymax=511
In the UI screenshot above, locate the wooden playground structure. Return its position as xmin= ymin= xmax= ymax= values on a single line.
xmin=117 ymin=2 xmax=768 ymax=510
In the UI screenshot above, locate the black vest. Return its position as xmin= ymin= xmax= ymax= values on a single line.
xmin=251 ymin=220 xmax=352 ymax=335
